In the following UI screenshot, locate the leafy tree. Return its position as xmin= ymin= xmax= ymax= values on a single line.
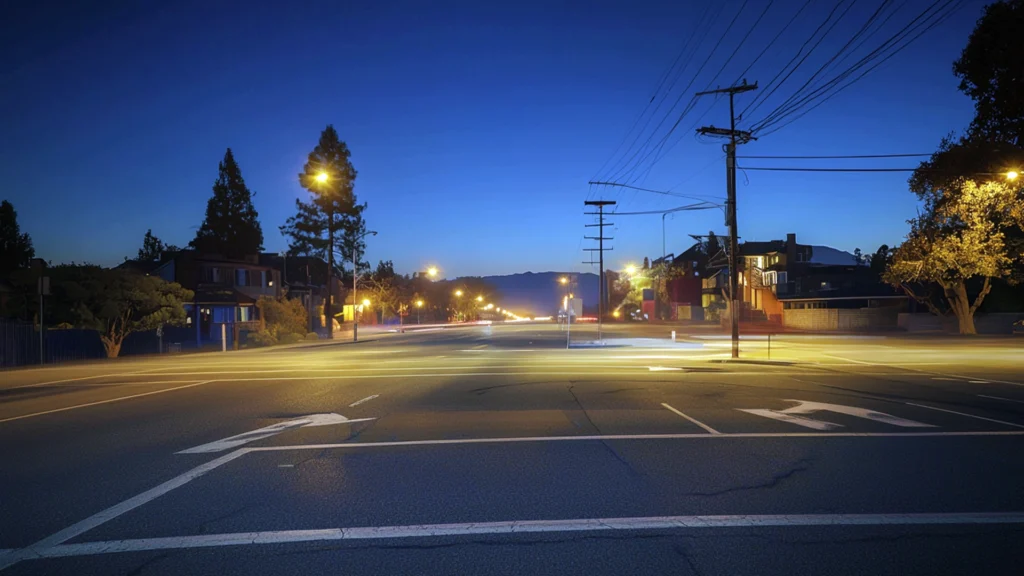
xmin=953 ymin=0 xmax=1024 ymax=147
xmin=0 ymin=200 xmax=35 ymax=275
xmin=255 ymin=295 xmax=308 ymax=343
xmin=885 ymin=179 xmax=1022 ymax=334
xmin=852 ymin=248 xmax=863 ymax=265
xmin=50 ymin=266 xmax=193 ymax=357
xmin=191 ymin=148 xmax=264 ymax=256
xmin=280 ymin=125 xmax=368 ymax=334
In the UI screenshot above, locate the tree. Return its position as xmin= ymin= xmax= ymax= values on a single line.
xmin=953 ymin=0 xmax=1024 ymax=147
xmin=280 ymin=125 xmax=368 ymax=336
xmin=51 ymin=266 xmax=193 ymax=357
xmin=136 ymin=229 xmax=173 ymax=262
xmin=868 ymin=244 xmax=891 ymax=279
xmin=0 ymin=200 xmax=35 ymax=276
xmin=852 ymin=248 xmax=863 ymax=266
xmin=191 ymin=148 xmax=264 ymax=256
xmin=885 ymin=179 xmax=1022 ymax=334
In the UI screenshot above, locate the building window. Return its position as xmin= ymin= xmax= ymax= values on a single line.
xmin=236 ymin=269 xmax=251 ymax=287
xmin=237 ymin=306 xmax=252 ymax=322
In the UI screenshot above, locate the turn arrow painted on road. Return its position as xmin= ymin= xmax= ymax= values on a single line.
xmin=177 ymin=413 xmax=376 ymax=454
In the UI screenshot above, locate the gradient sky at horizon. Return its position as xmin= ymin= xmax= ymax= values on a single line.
xmin=1 ymin=0 xmax=983 ymax=278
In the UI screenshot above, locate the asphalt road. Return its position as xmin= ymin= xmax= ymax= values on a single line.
xmin=2 ymin=323 xmax=1023 ymax=575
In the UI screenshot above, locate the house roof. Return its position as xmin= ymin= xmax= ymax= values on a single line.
xmin=808 ymin=245 xmax=856 ymax=266
xmin=740 ymin=241 xmax=786 ymax=256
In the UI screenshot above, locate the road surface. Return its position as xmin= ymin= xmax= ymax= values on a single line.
xmin=2 ymin=323 xmax=1023 ymax=575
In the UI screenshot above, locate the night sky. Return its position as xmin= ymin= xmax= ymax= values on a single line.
xmin=1 ymin=0 xmax=981 ymax=278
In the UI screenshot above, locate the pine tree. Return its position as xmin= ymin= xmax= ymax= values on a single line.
xmin=0 ymin=200 xmax=35 ymax=275
xmin=190 ymin=148 xmax=264 ymax=256
xmin=137 ymin=229 xmax=166 ymax=262
xmin=280 ymin=125 xmax=368 ymax=336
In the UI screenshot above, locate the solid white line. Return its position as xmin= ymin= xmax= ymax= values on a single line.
xmin=248 ymin=429 xmax=1024 ymax=453
xmin=0 ymin=381 xmax=213 ymax=424
xmin=348 ymin=394 xmax=380 ymax=407
xmin=4 ymin=371 xmax=153 ymax=390
xmin=978 ymin=395 xmax=1024 ymax=405
xmin=906 ymin=402 xmax=1024 ymax=429
xmin=820 ymin=354 xmax=1023 ymax=387
xmin=34 ymin=513 xmax=1024 ymax=558
xmin=660 ymin=403 xmax=720 ymax=434
xmin=25 ymin=449 xmax=249 ymax=553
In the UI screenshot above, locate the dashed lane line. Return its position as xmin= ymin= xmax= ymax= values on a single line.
xmin=978 ymin=395 xmax=1024 ymax=405
xmin=0 ymin=381 xmax=213 ymax=424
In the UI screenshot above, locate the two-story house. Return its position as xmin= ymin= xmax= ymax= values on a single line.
xmin=150 ymin=251 xmax=280 ymax=346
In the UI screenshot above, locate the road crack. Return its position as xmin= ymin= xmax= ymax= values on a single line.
xmin=688 ymin=455 xmax=818 ymax=497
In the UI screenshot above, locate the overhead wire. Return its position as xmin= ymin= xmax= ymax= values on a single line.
xmin=603 ymin=0 xmax=749 ymax=186
xmin=752 ymin=0 xmax=965 ymax=136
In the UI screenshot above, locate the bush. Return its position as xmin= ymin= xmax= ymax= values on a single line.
xmin=305 ymin=332 xmax=320 ymax=341
xmin=247 ymin=329 xmax=278 ymax=347
xmin=257 ymin=296 xmax=308 ymax=337
xmin=278 ymin=332 xmax=303 ymax=345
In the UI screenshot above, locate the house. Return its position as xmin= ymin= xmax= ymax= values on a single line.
xmin=145 ymin=251 xmax=281 ymax=346
xmin=258 ymin=253 xmax=344 ymax=334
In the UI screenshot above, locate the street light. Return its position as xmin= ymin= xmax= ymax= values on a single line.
xmin=454 ymin=290 xmax=463 ymax=297
xmin=426 ymin=266 xmax=438 ymax=278
xmin=415 ymin=299 xmax=424 ymax=324
xmin=1008 ymin=170 xmax=1019 ymax=181
xmin=476 ymin=295 xmax=484 ymax=302
xmin=625 ymin=264 xmax=637 ymax=276
xmin=559 ymin=277 xmax=568 ymax=285
xmin=352 ymin=230 xmax=378 ymax=342
xmin=315 ymin=171 xmax=329 ymax=183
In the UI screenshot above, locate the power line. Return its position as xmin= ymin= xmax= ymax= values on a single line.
xmin=752 ymin=0 xmax=965 ymax=136
xmin=603 ymin=1 xmax=749 ymax=185
xmin=587 ymin=181 xmax=724 ymax=203
xmin=738 ymin=153 xmax=931 ymax=159
xmin=737 ymin=166 xmax=1010 ymax=173
xmin=589 ymin=2 xmax=716 ymax=185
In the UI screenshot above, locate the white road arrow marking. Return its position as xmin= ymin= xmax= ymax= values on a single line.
xmin=648 ymin=366 xmax=683 ymax=372
xmin=738 ymin=400 xmax=935 ymax=431
xmin=178 ymin=413 xmax=375 ymax=454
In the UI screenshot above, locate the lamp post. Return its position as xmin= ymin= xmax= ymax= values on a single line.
xmin=415 ymin=299 xmax=424 ymax=324
xmin=352 ymin=230 xmax=378 ymax=342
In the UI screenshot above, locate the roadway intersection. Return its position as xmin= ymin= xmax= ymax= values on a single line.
xmin=2 ymin=323 xmax=1023 ymax=574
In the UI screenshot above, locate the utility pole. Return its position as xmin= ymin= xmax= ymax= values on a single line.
xmin=696 ymin=80 xmax=757 ymax=359
xmin=584 ymin=200 xmax=615 ymax=339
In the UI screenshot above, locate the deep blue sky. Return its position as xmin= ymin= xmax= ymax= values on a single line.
xmin=1 ymin=0 xmax=981 ymax=277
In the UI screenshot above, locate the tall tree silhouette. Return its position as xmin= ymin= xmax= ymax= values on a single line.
xmin=281 ymin=125 xmax=368 ymax=335
xmin=0 ymin=200 xmax=35 ymax=275
xmin=191 ymin=149 xmax=264 ymax=256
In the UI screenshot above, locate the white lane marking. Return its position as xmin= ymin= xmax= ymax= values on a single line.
xmin=278 ymin=464 xmax=295 ymax=468
xmin=648 ymin=366 xmax=683 ymax=372
xmin=820 ymin=354 xmax=1023 ymax=387
xmin=738 ymin=400 xmax=935 ymax=431
xmin=4 ymin=371 xmax=155 ymax=390
xmin=0 ymin=381 xmax=212 ymax=425
xmin=932 ymin=377 xmax=961 ymax=382
xmin=969 ymin=380 xmax=990 ymax=384
xmin=34 ymin=513 xmax=1024 ymax=558
xmin=737 ymin=409 xmax=841 ymax=431
xmin=978 ymin=395 xmax=1024 ymax=405
xmin=178 ymin=414 xmax=376 ymax=454
xmin=905 ymin=402 xmax=1024 ymax=429
xmin=21 ymin=449 xmax=249 ymax=557
xmin=348 ymin=395 xmax=380 ymax=407
xmin=660 ymin=403 xmax=720 ymax=434
xmin=250 ymin=430 xmax=1024 ymax=453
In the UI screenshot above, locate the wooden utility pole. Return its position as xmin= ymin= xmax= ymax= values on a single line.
xmin=584 ymin=200 xmax=615 ymax=338
xmin=696 ymin=80 xmax=757 ymax=359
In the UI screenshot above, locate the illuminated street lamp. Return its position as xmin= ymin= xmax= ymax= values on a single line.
xmin=362 ymin=298 xmax=371 ymax=308
xmin=415 ymin=299 xmax=424 ymax=324
xmin=559 ymin=277 xmax=568 ymax=285
xmin=1007 ymin=170 xmax=1019 ymax=181
xmin=454 ymin=290 xmax=463 ymax=297
xmin=315 ymin=171 xmax=329 ymax=183
xmin=476 ymin=295 xmax=484 ymax=302
xmin=625 ymin=264 xmax=637 ymax=276
xmin=426 ymin=266 xmax=438 ymax=278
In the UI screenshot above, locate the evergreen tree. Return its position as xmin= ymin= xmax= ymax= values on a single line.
xmin=280 ymin=125 xmax=368 ymax=335
xmin=137 ymin=229 xmax=166 ymax=262
xmin=190 ymin=148 xmax=264 ymax=256
xmin=0 ymin=200 xmax=35 ymax=275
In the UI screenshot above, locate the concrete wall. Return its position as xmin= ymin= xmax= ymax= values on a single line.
xmin=783 ymin=308 xmax=899 ymax=332
xmin=898 ymin=312 xmax=1024 ymax=334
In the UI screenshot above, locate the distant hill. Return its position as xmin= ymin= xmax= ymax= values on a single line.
xmin=470 ymin=272 xmax=600 ymax=317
